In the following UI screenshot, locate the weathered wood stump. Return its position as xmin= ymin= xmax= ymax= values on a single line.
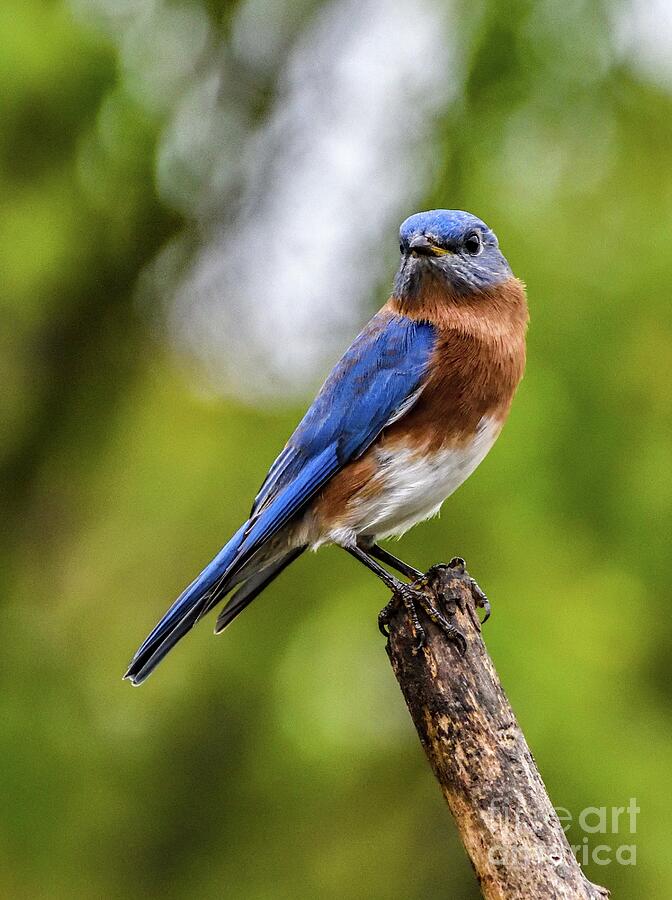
xmin=384 ymin=558 xmax=609 ymax=900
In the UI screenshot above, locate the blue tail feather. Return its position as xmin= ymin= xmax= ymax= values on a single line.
xmin=123 ymin=522 xmax=248 ymax=685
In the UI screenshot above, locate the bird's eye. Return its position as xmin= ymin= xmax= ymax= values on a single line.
xmin=464 ymin=232 xmax=482 ymax=255
xmin=399 ymin=241 xmax=404 ymax=253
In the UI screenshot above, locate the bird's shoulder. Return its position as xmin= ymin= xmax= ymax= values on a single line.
xmin=250 ymin=307 xmax=437 ymax=516
xmin=296 ymin=306 xmax=436 ymax=436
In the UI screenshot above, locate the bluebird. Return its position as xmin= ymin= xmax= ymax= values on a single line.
xmin=125 ymin=209 xmax=528 ymax=685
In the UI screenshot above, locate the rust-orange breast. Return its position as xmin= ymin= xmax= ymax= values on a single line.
xmin=308 ymin=277 xmax=528 ymax=535
xmin=384 ymin=276 xmax=528 ymax=452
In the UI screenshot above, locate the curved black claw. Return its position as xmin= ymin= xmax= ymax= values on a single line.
xmin=469 ymin=577 xmax=491 ymax=623
xmin=378 ymin=619 xmax=390 ymax=638
xmin=378 ymin=601 xmax=395 ymax=638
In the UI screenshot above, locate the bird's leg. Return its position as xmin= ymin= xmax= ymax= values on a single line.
xmin=344 ymin=545 xmax=466 ymax=654
xmin=362 ymin=541 xmax=423 ymax=581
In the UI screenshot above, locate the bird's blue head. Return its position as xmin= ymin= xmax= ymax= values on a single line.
xmin=394 ymin=209 xmax=512 ymax=300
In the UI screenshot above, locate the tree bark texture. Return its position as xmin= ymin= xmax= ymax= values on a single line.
xmin=384 ymin=558 xmax=609 ymax=900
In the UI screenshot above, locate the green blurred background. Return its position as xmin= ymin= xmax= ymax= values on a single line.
xmin=1 ymin=0 xmax=671 ymax=897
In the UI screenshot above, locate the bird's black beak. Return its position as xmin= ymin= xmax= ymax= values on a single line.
xmin=408 ymin=234 xmax=451 ymax=258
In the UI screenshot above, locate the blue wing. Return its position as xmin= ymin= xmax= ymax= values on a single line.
xmin=124 ymin=309 xmax=436 ymax=684
xmin=235 ymin=309 xmax=436 ymax=567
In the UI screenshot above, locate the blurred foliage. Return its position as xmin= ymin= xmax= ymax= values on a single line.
xmin=1 ymin=1 xmax=671 ymax=898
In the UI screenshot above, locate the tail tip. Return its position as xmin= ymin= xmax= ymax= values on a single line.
xmin=122 ymin=664 xmax=147 ymax=687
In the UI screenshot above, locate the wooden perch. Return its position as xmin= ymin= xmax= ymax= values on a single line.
xmin=383 ymin=558 xmax=609 ymax=900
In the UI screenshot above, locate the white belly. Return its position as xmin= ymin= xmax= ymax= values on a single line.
xmin=342 ymin=416 xmax=501 ymax=542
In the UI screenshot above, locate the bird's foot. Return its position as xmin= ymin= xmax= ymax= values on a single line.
xmin=378 ymin=601 xmax=396 ymax=638
xmin=426 ymin=557 xmax=491 ymax=624
xmin=378 ymin=581 xmax=467 ymax=656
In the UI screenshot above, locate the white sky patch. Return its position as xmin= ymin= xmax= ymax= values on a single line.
xmin=72 ymin=0 xmax=457 ymax=401
xmin=165 ymin=0 xmax=456 ymax=400
xmin=612 ymin=0 xmax=672 ymax=88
